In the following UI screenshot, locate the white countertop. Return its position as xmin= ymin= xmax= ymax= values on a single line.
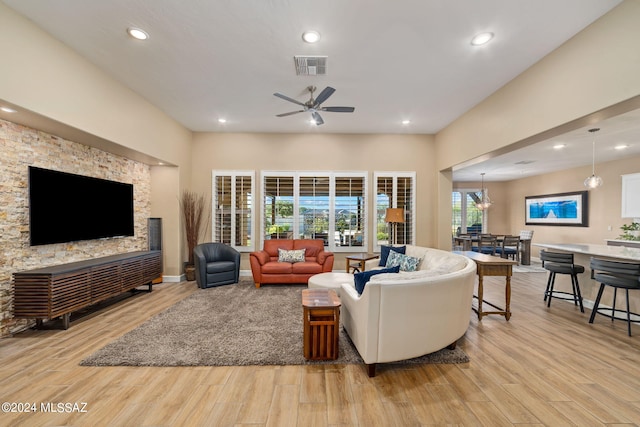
xmin=533 ymin=243 xmax=640 ymax=262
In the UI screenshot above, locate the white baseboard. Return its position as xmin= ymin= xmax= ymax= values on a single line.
xmin=162 ymin=275 xmax=183 ymax=283
xmin=161 ymin=270 xmax=252 ymax=283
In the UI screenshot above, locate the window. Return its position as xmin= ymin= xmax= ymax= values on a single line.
xmin=374 ymin=172 xmax=416 ymax=249
xmin=452 ymin=189 xmax=485 ymax=237
xmin=261 ymin=172 xmax=367 ymax=251
xmin=212 ymin=171 xmax=254 ymax=251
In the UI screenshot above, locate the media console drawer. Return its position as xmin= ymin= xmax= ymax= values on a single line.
xmin=13 ymin=251 xmax=161 ymax=329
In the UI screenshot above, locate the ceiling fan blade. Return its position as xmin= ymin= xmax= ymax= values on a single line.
xmin=276 ymin=110 xmax=304 ymax=117
xmin=321 ymin=106 xmax=355 ymax=113
xmin=313 ymin=86 xmax=335 ymax=107
xmin=311 ymin=111 xmax=324 ymax=125
xmin=274 ymin=92 xmax=305 ymax=107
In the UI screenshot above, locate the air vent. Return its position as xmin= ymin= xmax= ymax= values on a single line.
xmin=294 ymin=56 xmax=327 ymax=76
xmin=514 ymin=160 xmax=536 ymax=165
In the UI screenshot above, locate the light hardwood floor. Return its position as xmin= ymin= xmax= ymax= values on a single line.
xmin=1 ymin=272 xmax=640 ymax=426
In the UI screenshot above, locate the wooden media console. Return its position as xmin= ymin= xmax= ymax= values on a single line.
xmin=13 ymin=250 xmax=162 ymax=329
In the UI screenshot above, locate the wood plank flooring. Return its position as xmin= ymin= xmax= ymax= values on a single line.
xmin=1 ymin=272 xmax=640 ymax=426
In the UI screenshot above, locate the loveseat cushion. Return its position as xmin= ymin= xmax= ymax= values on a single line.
xmin=261 ymin=261 xmax=293 ymax=274
xmin=291 ymin=262 xmax=323 ymax=274
xmin=263 ymin=239 xmax=294 ymax=257
xmin=293 ymin=239 xmax=325 ymax=258
xmin=354 ymin=265 xmax=400 ymax=295
xmin=379 ymin=245 xmax=406 ymax=266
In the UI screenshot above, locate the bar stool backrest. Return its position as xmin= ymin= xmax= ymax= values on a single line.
xmin=590 ymin=258 xmax=640 ymax=279
xmin=540 ymin=250 xmax=575 ymax=267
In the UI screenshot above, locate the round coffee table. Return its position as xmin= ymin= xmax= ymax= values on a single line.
xmin=307 ymin=272 xmax=354 ymax=296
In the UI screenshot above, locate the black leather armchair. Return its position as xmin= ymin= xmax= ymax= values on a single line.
xmin=193 ymin=243 xmax=241 ymax=288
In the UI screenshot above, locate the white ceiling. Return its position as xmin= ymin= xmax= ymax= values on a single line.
xmin=4 ymin=0 xmax=637 ymax=181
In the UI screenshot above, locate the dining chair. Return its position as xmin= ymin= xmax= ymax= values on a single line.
xmin=496 ymin=235 xmax=520 ymax=263
xmin=473 ymin=234 xmax=497 ymax=255
xmin=540 ymin=250 xmax=585 ymax=312
xmin=589 ymin=257 xmax=640 ymax=336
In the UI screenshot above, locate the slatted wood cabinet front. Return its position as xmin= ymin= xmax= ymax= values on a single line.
xmin=12 ymin=251 xmax=161 ymax=329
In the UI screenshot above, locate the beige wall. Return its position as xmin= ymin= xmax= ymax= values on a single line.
xmin=453 ymin=154 xmax=640 ymax=249
xmin=191 ymin=132 xmax=435 ymax=270
xmin=2 ymin=0 xmax=640 ymax=334
xmin=436 ymin=0 xmax=640 ymax=247
xmin=0 ymin=3 xmax=193 ymax=277
xmin=0 ymin=119 xmax=151 ymax=336
xmin=505 ymin=154 xmax=640 ymax=257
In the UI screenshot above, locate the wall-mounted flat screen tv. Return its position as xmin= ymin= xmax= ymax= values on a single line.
xmin=28 ymin=166 xmax=135 ymax=246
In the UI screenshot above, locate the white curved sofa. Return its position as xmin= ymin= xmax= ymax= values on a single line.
xmin=340 ymin=245 xmax=476 ymax=376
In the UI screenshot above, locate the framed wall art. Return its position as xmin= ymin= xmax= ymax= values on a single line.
xmin=525 ymin=191 xmax=588 ymax=227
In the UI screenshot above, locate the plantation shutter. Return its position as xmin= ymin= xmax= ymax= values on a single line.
xmin=212 ymin=171 xmax=254 ymax=251
xmin=263 ymin=175 xmax=295 ymax=240
xmin=299 ymin=176 xmax=330 ymax=245
xmin=335 ymin=176 xmax=366 ymax=247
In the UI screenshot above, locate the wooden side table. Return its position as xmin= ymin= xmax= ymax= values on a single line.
xmin=345 ymin=253 xmax=380 ymax=273
xmin=302 ymin=289 xmax=341 ymax=360
xmin=453 ymin=251 xmax=517 ymax=321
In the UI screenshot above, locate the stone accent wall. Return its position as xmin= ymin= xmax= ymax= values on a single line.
xmin=0 ymin=119 xmax=151 ymax=337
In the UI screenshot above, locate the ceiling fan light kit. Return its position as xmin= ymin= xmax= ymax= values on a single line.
xmin=274 ymin=85 xmax=355 ymax=126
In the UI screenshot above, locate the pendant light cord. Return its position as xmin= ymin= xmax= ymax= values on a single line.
xmin=589 ymin=127 xmax=599 ymax=175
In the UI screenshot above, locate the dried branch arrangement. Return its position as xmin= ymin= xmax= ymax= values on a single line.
xmin=180 ymin=190 xmax=209 ymax=266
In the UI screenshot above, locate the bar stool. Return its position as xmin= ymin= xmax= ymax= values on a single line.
xmin=589 ymin=258 xmax=640 ymax=336
xmin=540 ymin=250 xmax=584 ymax=312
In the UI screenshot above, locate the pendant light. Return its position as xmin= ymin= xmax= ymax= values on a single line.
xmin=584 ymin=127 xmax=603 ymax=189
xmin=476 ymin=173 xmax=492 ymax=210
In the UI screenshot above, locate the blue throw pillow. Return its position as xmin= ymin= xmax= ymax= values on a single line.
xmin=354 ymin=266 xmax=401 ymax=295
xmin=379 ymin=245 xmax=406 ymax=266
xmin=385 ymin=251 xmax=421 ymax=272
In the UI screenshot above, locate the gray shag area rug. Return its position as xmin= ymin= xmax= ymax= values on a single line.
xmin=80 ymin=278 xmax=469 ymax=367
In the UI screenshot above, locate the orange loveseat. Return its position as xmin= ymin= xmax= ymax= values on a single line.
xmin=249 ymin=239 xmax=334 ymax=288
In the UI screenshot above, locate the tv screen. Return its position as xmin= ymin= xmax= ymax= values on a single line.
xmin=28 ymin=166 xmax=135 ymax=246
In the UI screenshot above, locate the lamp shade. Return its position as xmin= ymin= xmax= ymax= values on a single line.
xmin=385 ymin=208 xmax=405 ymax=223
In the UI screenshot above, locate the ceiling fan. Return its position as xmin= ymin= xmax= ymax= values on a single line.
xmin=274 ymin=85 xmax=355 ymax=125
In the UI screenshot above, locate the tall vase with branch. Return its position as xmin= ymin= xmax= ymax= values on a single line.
xmin=180 ymin=190 xmax=210 ymax=281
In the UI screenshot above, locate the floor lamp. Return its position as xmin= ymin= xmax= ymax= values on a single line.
xmin=385 ymin=208 xmax=405 ymax=246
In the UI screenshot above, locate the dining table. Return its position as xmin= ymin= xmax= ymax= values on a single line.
xmin=453 ymin=235 xmax=532 ymax=265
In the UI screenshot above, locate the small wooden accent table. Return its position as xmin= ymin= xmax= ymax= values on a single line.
xmin=345 ymin=253 xmax=379 ymax=273
xmin=454 ymin=251 xmax=517 ymax=321
xmin=302 ymin=288 xmax=341 ymax=360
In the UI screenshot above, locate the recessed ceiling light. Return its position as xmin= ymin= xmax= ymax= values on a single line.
xmin=302 ymin=31 xmax=320 ymax=43
xmin=614 ymin=144 xmax=629 ymax=150
xmin=1 ymin=106 xmax=17 ymax=113
xmin=309 ymin=119 xmax=318 ymax=125
xmin=402 ymin=120 xmax=411 ymax=125
xmin=127 ymin=27 xmax=149 ymax=40
xmin=553 ymin=144 xmax=566 ymax=149
xmin=471 ymin=32 xmax=494 ymax=46
xmin=218 ymin=118 xmax=227 ymax=124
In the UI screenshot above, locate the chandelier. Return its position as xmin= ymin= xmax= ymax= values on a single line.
xmin=584 ymin=127 xmax=603 ymax=189
xmin=476 ymin=173 xmax=492 ymax=210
